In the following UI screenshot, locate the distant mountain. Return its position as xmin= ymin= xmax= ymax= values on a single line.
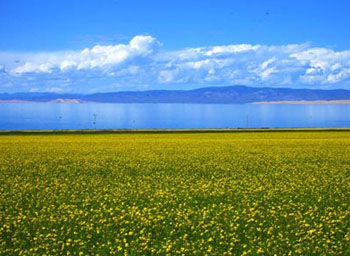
xmin=2 ymin=85 xmax=350 ymax=104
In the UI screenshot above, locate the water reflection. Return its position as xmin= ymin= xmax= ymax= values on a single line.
xmin=0 ymin=103 xmax=350 ymax=130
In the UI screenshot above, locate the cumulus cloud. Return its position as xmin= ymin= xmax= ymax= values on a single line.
xmin=291 ymin=48 xmax=350 ymax=84
xmin=11 ymin=35 xmax=159 ymax=74
xmin=1 ymin=35 xmax=350 ymax=92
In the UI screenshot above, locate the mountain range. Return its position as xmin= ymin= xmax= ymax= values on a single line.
xmin=1 ymin=85 xmax=350 ymax=104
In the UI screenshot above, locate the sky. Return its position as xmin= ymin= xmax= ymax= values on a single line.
xmin=1 ymin=0 xmax=350 ymax=93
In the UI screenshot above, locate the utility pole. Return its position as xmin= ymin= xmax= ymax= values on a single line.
xmin=93 ymin=114 xmax=97 ymax=130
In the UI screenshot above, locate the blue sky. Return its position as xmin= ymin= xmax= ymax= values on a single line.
xmin=1 ymin=0 xmax=350 ymax=93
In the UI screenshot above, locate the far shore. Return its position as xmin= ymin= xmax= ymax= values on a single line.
xmin=0 ymin=99 xmax=84 ymax=104
xmin=252 ymin=100 xmax=350 ymax=105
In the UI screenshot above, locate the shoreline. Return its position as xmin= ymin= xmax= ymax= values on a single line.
xmin=252 ymin=100 xmax=350 ymax=105
xmin=1 ymin=128 xmax=350 ymax=135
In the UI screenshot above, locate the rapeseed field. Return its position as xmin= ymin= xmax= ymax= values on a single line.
xmin=1 ymin=131 xmax=350 ymax=255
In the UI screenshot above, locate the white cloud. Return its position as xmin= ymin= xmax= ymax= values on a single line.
xmin=290 ymin=48 xmax=350 ymax=84
xmin=206 ymin=44 xmax=260 ymax=56
xmin=14 ymin=62 xmax=55 ymax=74
xmin=10 ymin=35 xmax=159 ymax=75
xmin=1 ymin=35 xmax=350 ymax=92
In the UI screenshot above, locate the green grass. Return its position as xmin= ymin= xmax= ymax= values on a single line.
xmin=1 ymin=131 xmax=350 ymax=255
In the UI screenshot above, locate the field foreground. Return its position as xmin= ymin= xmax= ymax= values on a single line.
xmin=1 ymin=131 xmax=350 ymax=255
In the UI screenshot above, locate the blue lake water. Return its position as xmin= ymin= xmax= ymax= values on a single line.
xmin=0 ymin=103 xmax=350 ymax=130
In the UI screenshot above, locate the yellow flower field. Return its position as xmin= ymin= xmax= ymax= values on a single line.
xmin=1 ymin=131 xmax=350 ymax=255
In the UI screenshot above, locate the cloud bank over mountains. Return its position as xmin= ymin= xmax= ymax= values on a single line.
xmin=1 ymin=35 xmax=350 ymax=92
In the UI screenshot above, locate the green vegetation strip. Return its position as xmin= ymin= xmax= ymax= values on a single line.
xmin=1 ymin=132 xmax=350 ymax=255
xmin=1 ymin=127 xmax=350 ymax=135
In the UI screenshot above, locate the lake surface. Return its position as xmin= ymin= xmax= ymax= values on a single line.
xmin=1 ymin=103 xmax=350 ymax=130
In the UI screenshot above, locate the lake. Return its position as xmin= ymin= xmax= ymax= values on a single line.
xmin=1 ymin=103 xmax=350 ymax=130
